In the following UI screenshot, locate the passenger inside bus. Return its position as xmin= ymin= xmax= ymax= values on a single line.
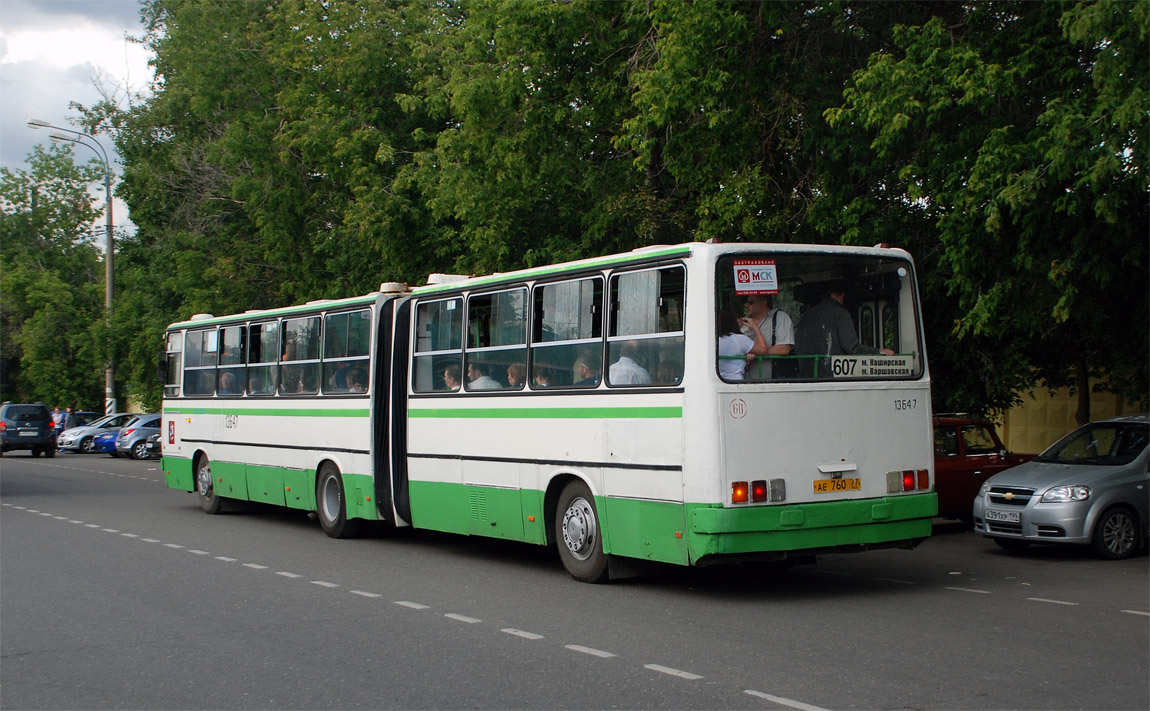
xmin=794 ymin=281 xmax=893 ymax=377
xmin=573 ymin=350 xmax=601 ymax=386
xmin=443 ymin=362 xmax=462 ymax=391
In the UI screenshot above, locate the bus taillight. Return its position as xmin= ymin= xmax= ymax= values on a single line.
xmin=732 ymin=482 xmax=749 ymax=504
xmin=751 ymin=480 xmax=768 ymax=502
xmin=887 ymin=469 xmax=930 ymax=493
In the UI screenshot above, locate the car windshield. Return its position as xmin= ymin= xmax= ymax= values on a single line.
xmin=1035 ymin=422 xmax=1149 ymax=466
xmin=87 ymin=415 xmax=115 ymax=428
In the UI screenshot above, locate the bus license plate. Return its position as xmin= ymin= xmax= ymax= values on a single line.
xmin=985 ymin=509 xmax=1020 ymax=523
xmin=813 ymin=478 xmax=860 ymax=493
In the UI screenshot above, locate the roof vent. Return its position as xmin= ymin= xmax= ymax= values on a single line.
xmin=190 ymin=313 xmax=215 ymax=321
xmin=378 ymin=282 xmax=408 ymax=294
xmin=426 ymin=273 xmax=471 ymax=286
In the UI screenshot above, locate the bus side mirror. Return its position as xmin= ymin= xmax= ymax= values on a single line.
xmin=157 ymin=353 xmax=168 ymax=384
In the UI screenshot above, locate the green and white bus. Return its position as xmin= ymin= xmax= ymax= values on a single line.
xmin=160 ymin=242 xmax=936 ymax=582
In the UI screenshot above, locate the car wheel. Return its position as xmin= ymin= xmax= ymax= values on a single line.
xmin=30 ymin=448 xmax=41 ymax=457
xmin=45 ymin=446 xmax=55 ymax=459
xmin=131 ymin=440 xmax=149 ymax=460
xmin=80 ymin=437 xmax=95 ymax=454
xmin=316 ymin=462 xmax=362 ymax=539
xmin=1090 ymin=506 xmax=1140 ymax=560
xmin=554 ymin=480 xmax=609 ymax=583
xmin=994 ymin=538 xmax=1030 ymax=553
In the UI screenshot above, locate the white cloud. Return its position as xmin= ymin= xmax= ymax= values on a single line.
xmin=0 ymin=0 xmax=153 ymax=233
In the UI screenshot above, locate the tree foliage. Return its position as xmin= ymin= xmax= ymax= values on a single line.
xmin=16 ymin=0 xmax=1144 ymax=417
xmin=0 ymin=145 xmax=108 ymax=408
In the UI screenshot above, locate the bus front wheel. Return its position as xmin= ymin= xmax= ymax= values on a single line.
xmin=555 ymin=481 xmax=609 ymax=583
xmin=196 ymin=454 xmax=223 ymax=514
xmin=317 ymin=462 xmax=361 ymax=539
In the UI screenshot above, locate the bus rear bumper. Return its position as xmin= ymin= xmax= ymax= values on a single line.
xmin=687 ymin=493 xmax=936 ymax=564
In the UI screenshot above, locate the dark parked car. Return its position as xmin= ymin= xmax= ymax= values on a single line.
xmin=114 ymin=414 xmax=162 ymax=460
xmin=0 ymin=403 xmax=58 ymax=457
xmin=144 ymin=432 xmax=162 ymax=459
xmin=933 ymin=414 xmax=1034 ymax=519
xmin=972 ymin=414 xmax=1150 ymax=560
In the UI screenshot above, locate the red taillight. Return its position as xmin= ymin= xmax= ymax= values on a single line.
xmin=48 ymin=421 xmax=56 ymax=430
xmin=0 ymin=422 xmax=6 ymax=432
xmin=917 ymin=469 xmax=930 ymax=490
xmin=732 ymin=482 xmax=749 ymax=504
xmin=122 ymin=428 xmax=136 ymax=437
xmin=902 ymin=471 xmax=916 ymax=491
xmin=751 ymin=480 xmax=768 ymax=503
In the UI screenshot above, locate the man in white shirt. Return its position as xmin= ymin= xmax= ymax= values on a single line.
xmin=741 ymin=294 xmax=794 ymax=379
xmin=466 ymin=361 xmax=501 ymax=390
xmin=609 ymin=341 xmax=652 ymax=385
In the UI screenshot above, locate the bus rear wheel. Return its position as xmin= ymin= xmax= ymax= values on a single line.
xmin=555 ymin=480 xmax=609 ymax=583
xmin=317 ymin=462 xmax=361 ymax=539
xmin=196 ymin=454 xmax=223 ymax=514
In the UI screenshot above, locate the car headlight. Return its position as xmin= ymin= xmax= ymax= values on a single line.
xmin=1041 ymin=485 xmax=1090 ymax=503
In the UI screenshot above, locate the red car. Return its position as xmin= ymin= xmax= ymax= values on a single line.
xmin=933 ymin=414 xmax=1034 ymax=520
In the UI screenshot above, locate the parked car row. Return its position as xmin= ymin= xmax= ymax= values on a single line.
xmin=937 ymin=413 xmax=1149 ymax=560
xmin=2 ymin=406 xmax=162 ymax=461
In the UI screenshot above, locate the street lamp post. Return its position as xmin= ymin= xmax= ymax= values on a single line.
xmin=28 ymin=119 xmax=117 ymax=414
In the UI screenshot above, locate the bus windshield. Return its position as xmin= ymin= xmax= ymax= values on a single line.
xmin=716 ymin=251 xmax=923 ymax=382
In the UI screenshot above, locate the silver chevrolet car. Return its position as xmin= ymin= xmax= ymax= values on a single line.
xmin=972 ymin=414 xmax=1149 ymax=560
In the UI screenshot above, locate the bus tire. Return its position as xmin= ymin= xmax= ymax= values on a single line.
xmin=555 ymin=480 xmax=609 ymax=583
xmin=196 ymin=453 xmax=223 ymax=515
xmin=317 ymin=462 xmax=361 ymax=539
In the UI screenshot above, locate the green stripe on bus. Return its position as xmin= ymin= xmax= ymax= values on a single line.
xmin=408 ymin=406 xmax=682 ymax=419
xmin=413 ymin=245 xmax=692 ymax=295
xmin=163 ymin=407 xmax=369 ymax=417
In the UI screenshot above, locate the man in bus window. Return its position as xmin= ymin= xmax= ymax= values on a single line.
xmin=741 ymin=293 xmax=794 ymax=379
xmin=795 ymin=282 xmax=893 ymax=376
xmin=610 ymin=341 xmax=652 ymax=385
xmin=466 ymin=361 xmax=500 ymax=390
xmin=574 ymin=350 xmax=601 ymax=386
xmin=443 ymin=363 xmax=462 ymax=391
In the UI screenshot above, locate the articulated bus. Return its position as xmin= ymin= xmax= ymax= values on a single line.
xmin=160 ymin=242 xmax=935 ymax=582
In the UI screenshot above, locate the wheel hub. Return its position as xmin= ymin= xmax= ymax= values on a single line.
xmin=561 ymin=497 xmax=597 ymax=561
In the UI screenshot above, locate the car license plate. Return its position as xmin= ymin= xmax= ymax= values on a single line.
xmin=985 ymin=509 xmax=1020 ymax=523
xmin=813 ymin=478 xmax=860 ymax=493
xmin=18 ymin=429 xmax=36 ymax=437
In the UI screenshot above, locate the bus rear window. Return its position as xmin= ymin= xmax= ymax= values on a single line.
xmin=716 ymin=253 xmax=923 ymax=382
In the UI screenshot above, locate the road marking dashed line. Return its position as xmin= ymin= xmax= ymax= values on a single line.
xmin=566 ymin=644 xmax=615 ymax=658
xmin=645 ymin=664 xmax=702 ymax=680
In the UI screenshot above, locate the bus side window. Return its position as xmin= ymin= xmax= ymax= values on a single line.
xmin=607 ymin=265 xmax=685 ymax=387
xmin=323 ymin=309 xmax=371 ymax=394
xmin=164 ymin=331 xmax=183 ymax=398
xmin=413 ymin=298 xmax=463 ymax=393
xmin=184 ymin=328 xmax=218 ymax=396
xmin=248 ymin=321 xmax=279 ymax=395
xmin=466 ymin=288 xmax=526 ymax=391
xmin=218 ymin=325 xmax=246 ymax=395
xmin=531 ymin=277 xmax=603 ymax=389
xmin=281 ymin=316 xmax=321 ymax=395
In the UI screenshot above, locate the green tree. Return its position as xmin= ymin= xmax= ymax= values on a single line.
xmin=824 ymin=1 xmax=1149 ymax=420
xmin=0 ymin=144 xmax=109 ymax=408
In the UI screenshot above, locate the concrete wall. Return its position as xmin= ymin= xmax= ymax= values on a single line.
xmin=1000 ymin=387 xmax=1134 ymax=455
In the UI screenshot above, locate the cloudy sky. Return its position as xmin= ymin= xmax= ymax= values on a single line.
xmin=1 ymin=0 xmax=153 ymax=229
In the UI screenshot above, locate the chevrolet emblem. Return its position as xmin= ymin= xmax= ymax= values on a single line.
xmin=1003 ymin=492 xmax=1015 ymax=500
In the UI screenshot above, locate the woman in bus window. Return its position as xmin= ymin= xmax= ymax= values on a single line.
xmin=717 ymin=304 xmax=767 ymax=381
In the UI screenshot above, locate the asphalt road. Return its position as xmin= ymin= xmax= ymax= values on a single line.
xmin=2 ymin=453 xmax=1147 ymax=710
